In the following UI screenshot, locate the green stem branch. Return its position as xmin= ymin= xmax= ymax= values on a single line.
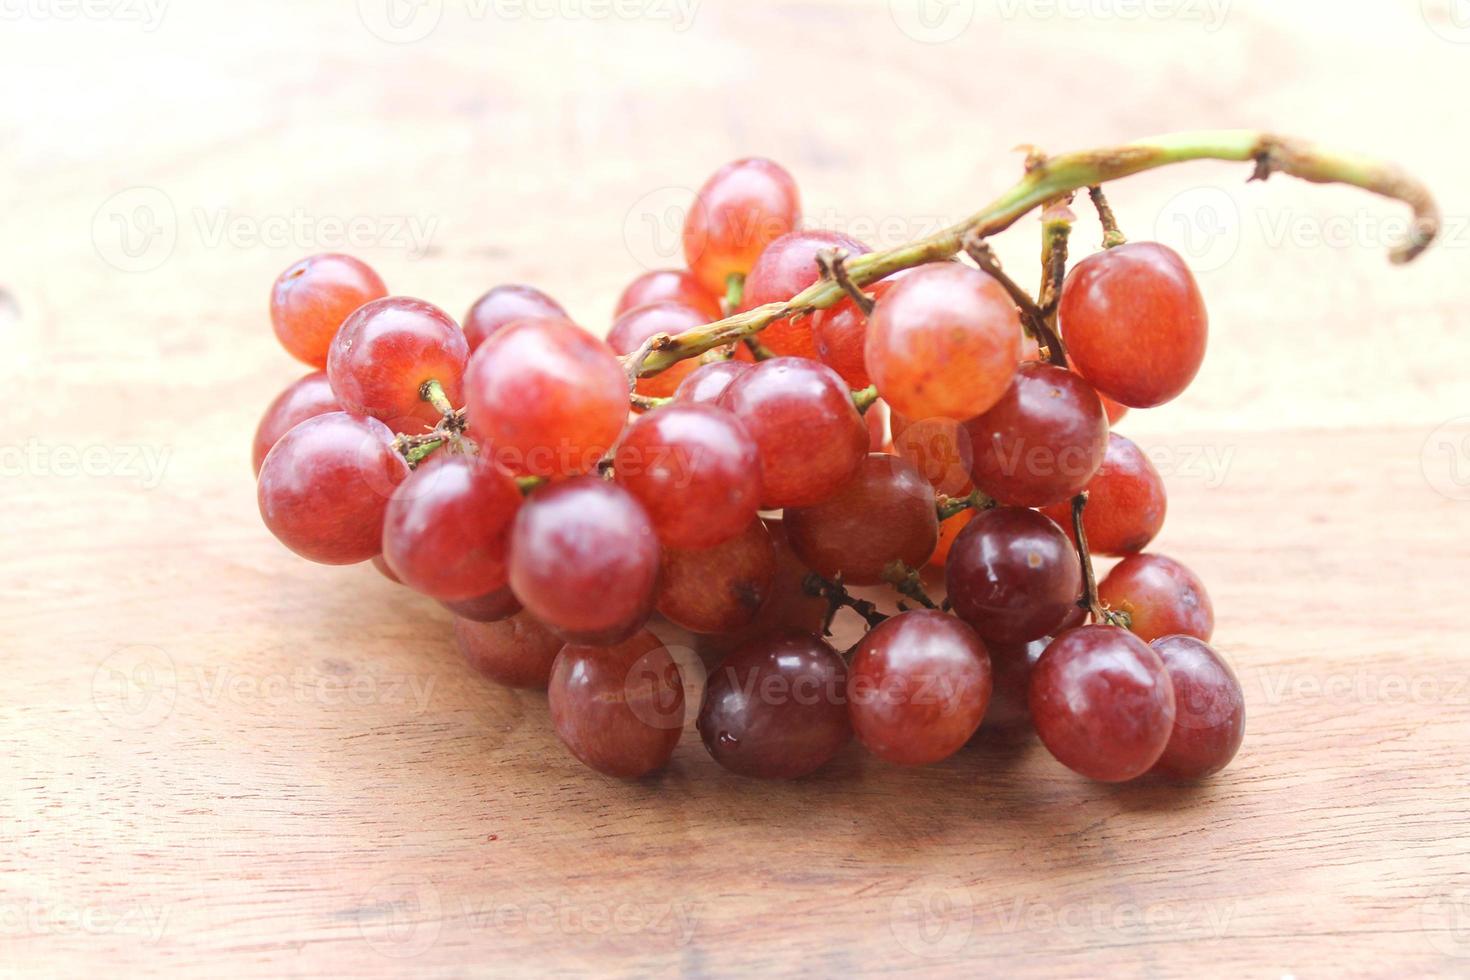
xmin=628 ymin=130 xmax=1437 ymax=377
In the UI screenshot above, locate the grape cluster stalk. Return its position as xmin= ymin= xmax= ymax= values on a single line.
xmin=254 ymin=130 xmax=1433 ymax=782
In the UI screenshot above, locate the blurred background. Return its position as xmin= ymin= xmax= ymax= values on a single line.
xmin=3 ymin=1 xmax=1467 ymax=975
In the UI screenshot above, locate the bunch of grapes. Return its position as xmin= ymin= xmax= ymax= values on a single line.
xmin=257 ymin=141 xmax=1441 ymax=787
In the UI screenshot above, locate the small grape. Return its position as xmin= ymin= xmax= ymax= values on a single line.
xmin=454 ymin=610 xmax=562 ymax=689
xmin=945 ymin=507 xmax=1081 ymax=645
xmin=865 ymin=262 xmax=1021 ymax=422
xmin=1098 ymin=553 xmax=1214 ymax=643
xmin=606 ymin=302 xmax=709 ymax=401
xmin=382 ymin=454 xmax=522 ymax=601
xmin=548 ymin=630 xmax=684 ymax=778
xmin=693 ymin=519 xmax=830 ymax=660
xmin=784 ymin=453 xmax=939 ymax=585
xmin=616 ymin=269 xmax=722 ymax=321
xmin=683 ymin=158 xmax=801 ymax=296
xmin=1029 ymin=625 xmax=1176 ymax=781
xmin=464 ymin=317 xmax=629 ymax=478
xmin=811 ymin=275 xmax=906 ymax=390
xmin=1039 ymin=432 xmax=1166 ymax=556
xmin=257 ymin=412 xmax=408 ymax=565
xmin=718 ymin=357 xmax=868 ymax=508
xmin=463 ymin=284 xmax=567 ymax=352
xmin=1149 ymin=635 xmax=1245 ymax=779
xmin=252 ymin=371 xmax=341 ymax=475
xmin=848 ymin=610 xmax=992 ymax=766
xmin=742 ymin=230 xmax=870 ymax=360
xmin=657 ymin=519 xmax=776 ymax=634
xmin=981 ymin=638 xmax=1048 ymax=732
xmin=1059 ymin=242 xmax=1208 ymax=408
xmin=327 ymin=297 xmax=469 ymax=431
xmin=964 ymin=361 xmax=1109 ymax=507
xmin=270 ymin=253 xmax=387 ymax=368
xmin=698 ymin=633 xmax=851 ymax=779
xmin=508 ymin=477 xmax=659 ymax=644
xmin=613 ymin=403 xmax=761 ymax=549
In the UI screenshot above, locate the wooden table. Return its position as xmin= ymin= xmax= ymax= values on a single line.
xmin=4 ymin=2 xmax=1468 ymax=975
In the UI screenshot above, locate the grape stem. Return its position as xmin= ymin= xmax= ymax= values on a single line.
xmin=802 ymin=573 xmax=888 ymax=633
xmin=936 ymin=488 xmax=994 ymax=522
xmin=419 ymin=379 xmax=455 ymax=417
xmin=627 ymin=130 xmax=1438 ymax=377
xmin=1037 ymin=200 xmax=1073 ymax=345
xmin=882 ymin=561 xmax=938 ymax=610
xmin=1069 ymin=492 xmax=1129 ymax=629
xmin=963 ymin=235 xmax=1066 ymax=368
xmin=1088 ymin=185 xmax=1127 ymax=249
xmin=851 ymin=385 xmax=880 ymax=413
xmin=816 ymin=248 xmax=875 ymax=315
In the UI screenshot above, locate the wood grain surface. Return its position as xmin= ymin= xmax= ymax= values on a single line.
xmin=3 ymin=1 xmax=1469 ymax=975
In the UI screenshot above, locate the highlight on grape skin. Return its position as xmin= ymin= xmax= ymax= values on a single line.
xmin=251 ymin=132 xmax=1436 ymax=782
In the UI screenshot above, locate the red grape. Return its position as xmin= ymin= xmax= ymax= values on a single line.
xmin=718 ymin=357 xmax=868 ymax=508
xmin=1059 ymin=242 xmax=1208 ymax=408
xmin=866 ymin=263 xmax=1021 ymax=422
xmin=327 ymin=297 xmax=469 ymax=431
xmin=1097 ymin=553 xmax=1214 ymax=643
xmin=1029 ymin=625 xmax=1176 ymax=781
xmin=981 ymin=638 xmax=1048 ymax=732
xmin=548 ymin=630 xmax=684 ymax=778
xmin=683 ymin=158 xmax=801 ymax=296
xmin=811 ymin=276 xmax=905 ymax=390
xmin=674 ymin=359 xmax=750 ymax=406
xmin=454 ymin=610 xmax=562 ymax=689
xmin=1039 ymin=432 xmax=1165 ymax=556
xmin=509 ymin=477 xmax=659 ymax=644
xmin=1149 ymin=635 xmax=1245 ymax=779
xmin=252 ymin=371 xmax=341 ymax=475
xmin=613 ymin=403 xmax=761 ymax=549
xmin=606 ymin=302 xmax=708 ymax=401
xmin=698 ymin=633 xmax=851 ymax=779
xmin=616 ymin=269 xmax=722 ymax=321
xmin=463 ymin=284 xmax=567 ymax=352
xmin=270 ymin=253 xmax=387 ymax=368
xmin=945 ymin=507 xmax=1081 ymax=645
xmin=257 ymin=412 xmax=409 ymax=565
xmin=848 ymin=610 xmax=992 ymax=766
xmin=657 ymin=520 xmax=776 ymax=634
xmin=965 ymin=361 xmax=1108 ymax=507
xmin=694 ymin=519 xmax=830 ymax=659
xmin=784 ymin=453 xmax=939 ymax=585
xmin=441 ymin=586 xmax=521 ymax=623
xmin=464 ymin=317 xmax=629 ymax=478
xmin=741 ymin=230 xmax=869 ymax=360
xmin=382 ymin=454 xmax=522 ymax=600
xmin=1101 ymin=393 xmax=1129 ymax=425
xmin=891 ymin=412 xmax=974 ymax=497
